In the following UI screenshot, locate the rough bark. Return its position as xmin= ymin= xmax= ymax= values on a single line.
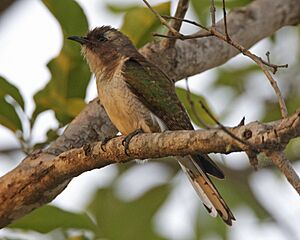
xmin=0 ymin=0 xmax=300 ymax=228
xmin=0 ymin=109 xmax=299 ymax=228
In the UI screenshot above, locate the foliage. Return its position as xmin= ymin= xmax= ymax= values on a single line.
xmin=32 ymin=0 xmax=90 ymax=126
xmin=0 ymin=76 xmax=24 ymax=132
xmin=176 ymin=87 xmax=216 ymax=128
xmin=108 ymin=2 xmax=170 ymax=48
xmin=1 ymin=0 xmax=300 ymax=239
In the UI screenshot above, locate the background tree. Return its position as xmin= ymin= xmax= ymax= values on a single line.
xmin=0 ymin=0 xmax=300 ymax=239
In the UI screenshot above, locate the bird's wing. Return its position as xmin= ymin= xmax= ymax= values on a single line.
xmin=122 ymin=55 xmax=235 ymax=225
xmin=122 ymin=56 xmax=193 ymax=131
xmin=122 ymin=56 xmax=224 ymax=178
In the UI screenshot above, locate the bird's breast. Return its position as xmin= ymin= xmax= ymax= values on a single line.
xmin=97 ymin=74 xmax=166 ymax=135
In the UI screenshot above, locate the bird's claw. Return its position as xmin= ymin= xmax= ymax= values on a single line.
xmin=122 ymin=128 xmax=143 ymax=156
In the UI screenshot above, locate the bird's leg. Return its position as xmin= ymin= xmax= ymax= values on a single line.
xmin=101 ymin=135 xmax=118 ymax=151
xmin=122 ymin=128 xmax=144 ymax=156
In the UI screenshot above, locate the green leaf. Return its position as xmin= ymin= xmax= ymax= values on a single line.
xmin=0 ymin=76 xmax=24 ymax=132
xmin=42 ymin=0 xmax=88 ymax=37
xmin=0 ymin=98 xmax=23 ymax=132
xmin=107 ymin=4 xmax=139 ymax=14
xmin=190 ymin=0 xmax=211 ymax=26
xmin=285 ymin=137 xmax=300 ymax=162
xmin=0 ymin=76 xmax=25 ymax=110
xmin=262 ymin=92 xmax=300 ymax=122
xmin=88 ymin=185 xmax=170 ymax=240
xmin=176 ymin=87 xmax=216 ymax=127
xmin=120 ymin=2 xmax=170 ymax=48
xmin=214 ymin=65 xmax=259 ymax=95
xmin=32 ymin=0 xmax=90 ymax=126
xmin=8 ymin=205 xmax=97 ymax=233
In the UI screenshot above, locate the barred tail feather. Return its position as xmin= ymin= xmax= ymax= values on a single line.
xmin=178 ymin=156 xmax=235 ymax=226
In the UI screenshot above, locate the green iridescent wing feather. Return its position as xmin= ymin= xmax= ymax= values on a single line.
xmin=122 ymin=55 xmax=224 ymax=179
xmin=122 ymin=56 xmax=193 ymax=131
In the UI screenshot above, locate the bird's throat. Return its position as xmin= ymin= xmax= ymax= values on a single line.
xmin=82 ymin=46 xmax=127 ymax=82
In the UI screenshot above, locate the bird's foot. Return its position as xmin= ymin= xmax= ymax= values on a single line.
xmin=122 ymin=128 xmax=143 ymax=156
xmin=101 ymin=135 xmax=118 ymax=151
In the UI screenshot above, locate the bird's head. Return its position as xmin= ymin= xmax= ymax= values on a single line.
xmin=68 ymin=26 xmax=136 ymax=75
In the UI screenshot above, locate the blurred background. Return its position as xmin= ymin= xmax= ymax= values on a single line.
xmin=0 ymin=0 xmax=300 ymax=239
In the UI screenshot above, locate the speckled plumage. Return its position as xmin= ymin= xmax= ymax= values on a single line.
xmin=69 ymin=26 xmax=235 ymax=225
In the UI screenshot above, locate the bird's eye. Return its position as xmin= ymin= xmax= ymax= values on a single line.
xmin=97 ymin=35 xmax=107 ymax=42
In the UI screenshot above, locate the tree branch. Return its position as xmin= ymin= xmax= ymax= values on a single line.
xmin=1 ymin=0 xmax=300 ymax=228
xmin=141 ymin=0 xmax=300 ymax=80
xmin=1 ymin=109 xmax=300 ymax=228
xmin=161 ymin=0 xmax=189 ymax=48
xmin=265 ymin=151 xmax=300 ymax=194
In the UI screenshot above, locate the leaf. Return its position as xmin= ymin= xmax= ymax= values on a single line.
xmin=285 ymin=137 xmax=300 ymax=162
xmin=107 ymin=4 xmax=139 ymax=14
xmin=0 ymin=76 xmax=25 ymax=110
xmin=190 ymin=0 xmax=211 ymax=26
xmin=88 ymin=185 xmax=170 ymax=240
xmin=32 ymin=0 xmax=90 ymax=126
xmin=120 ymin=2 xmax=170 ymax=48
xmin=214 ymin=65 xmax=259 ymax=95
xmin=176 ymin=87 xmax=216 ymax=128
xmin=0 ymin=99 xmax=23 ymax=132
xmin=262 ymin=92 xmax=300 ymax=122
xmin=8 ymin=205 xmax=97 ymax=233
xmin=0 ymin=76 xmax=23 ymax=132
xmin=42 ymin=0 xmax=88 ymax=36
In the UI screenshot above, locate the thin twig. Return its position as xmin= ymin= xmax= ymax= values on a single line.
xmin=266 ymin=51 xmax=271 ymax=64
xmin=210 ymin=0 xmax=216 ymax=28
xmin=142 ymin=0 xmax=181 ymax=38
xmin=198 ymin=100 xmax=256 ymax=150
xmin=185 ymin=78 xmax=210 ymax=129
xmin=265 ymin=151 xmax=300 ymax=195
xmin=158 ymin=15 xmax=289 ymax=118
xmin=246 ymin=150 xmax=259 ymax=170
xmin=153 ymin=32 xmax=213 ymax=40
xmin=222 ymin=0 xmax=230 ymax=40
xmin=163 ymin=15 xmax=209 ymax=31
xmin=163 ymin=15 xmax=287 ymax=70
xmin=162 ymin=0 xmax=189 ymax=49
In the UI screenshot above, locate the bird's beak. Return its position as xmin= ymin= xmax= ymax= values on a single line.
xmin=67 ymin=36 xmax=88 ymax=45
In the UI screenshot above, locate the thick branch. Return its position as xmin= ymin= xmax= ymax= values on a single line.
xmin=44 ymin=0 xmax=300 ymax=156
xmin=46 ymin=99 xmax=118 ymax=155
xmin=141 ymin=0 xmax=300 ymax=80
xmin=0 ymin=0 xmax=300 ymax=229
xmin=0 ymin=109 xmax=300 ymax=228
xmin=41 ymin=0 xmax=300 ymax=157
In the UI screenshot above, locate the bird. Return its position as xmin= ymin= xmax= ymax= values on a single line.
xmin=68 ymin=26 xmax=235 ymax=225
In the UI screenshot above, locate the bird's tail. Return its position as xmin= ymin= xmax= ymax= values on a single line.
xmin=178 ymin=155 xmax=235 ymax=226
